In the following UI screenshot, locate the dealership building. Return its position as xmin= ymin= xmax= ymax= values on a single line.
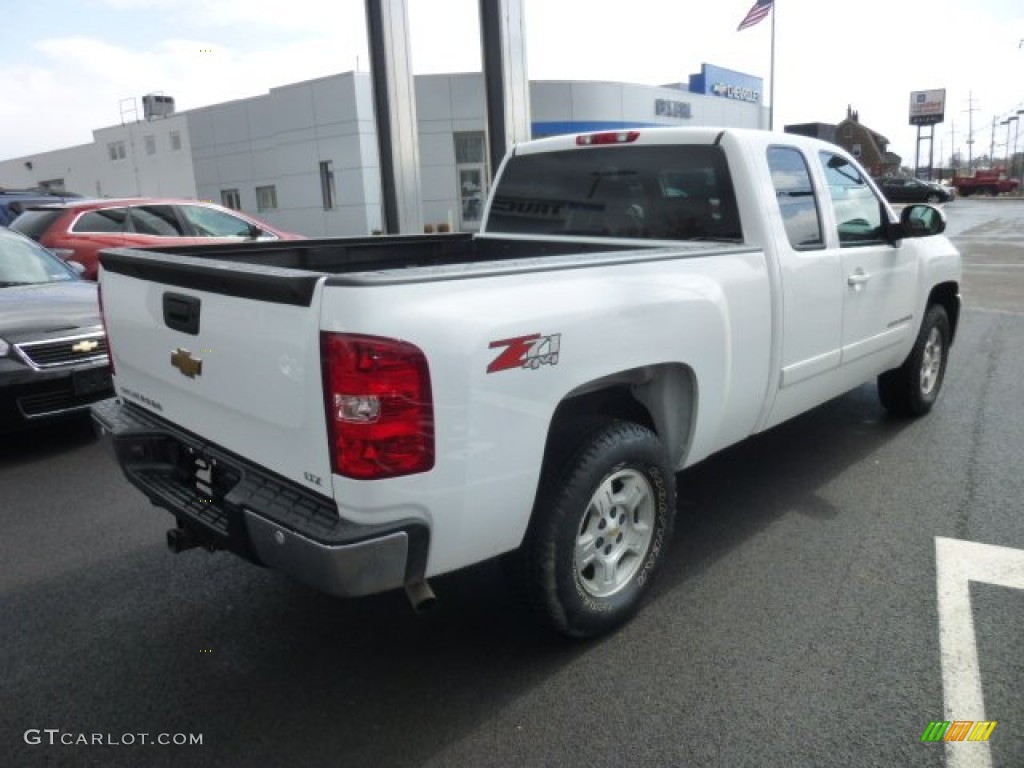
xmin=0 ymin=63 xmax=767 ymax=236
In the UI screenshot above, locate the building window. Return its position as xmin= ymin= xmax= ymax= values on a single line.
xmin=221 ymin=188 xmax=241 ymax=210
xmin=319 ymin=161 xmax=336 ymax=210
xmin=454 ymin=132 xmax=487 ymax=230
xmin=38 ymin=178 xmax=65 ymax=191
xmin=454 ymin=132 xmax=486 ymax=164
xmin=144 ymin=135 xmax=156 ymax=155
xmin=108 ymin=141 xmax=126 ymax=161
xmin=843 ymin=125 xmax=853 ymax=139
xmin=255 ymin=185 xmax=278 ymax=212
xmin=851 ymin=143 xmax=862 ymax=158
xmin=170 ymin=130 xmax=182 ymax=151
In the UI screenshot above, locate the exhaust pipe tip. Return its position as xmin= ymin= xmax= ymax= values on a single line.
xmin=404 ymin=580 xmax=437 ymax=613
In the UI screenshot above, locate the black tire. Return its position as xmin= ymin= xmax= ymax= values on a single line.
xmin=877 ymin=304 xmax=950 ymax=417
xmin=516 ymin=418 xmax=676 ymax=639
xmin=926 ymin=193 xmax=941 ymax=204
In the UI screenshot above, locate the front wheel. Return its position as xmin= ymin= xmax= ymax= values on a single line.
xmin=877 ymin=304 xmax=951 ymax=416
xmin=516 ymin=418 xmax=676 ymax=639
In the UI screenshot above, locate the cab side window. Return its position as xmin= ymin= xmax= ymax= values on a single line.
xmin=818 ymin=152 xmax=886 ymax=246
xmin=179 ymin=205 xmax=258 ymax=237
xmin=130 ymin=205 xmax=186 ymax=236
xmin=767 ymin=146 xmax=823 ymax=250
xmin=72 ymin=208 xmax=128 ymax=234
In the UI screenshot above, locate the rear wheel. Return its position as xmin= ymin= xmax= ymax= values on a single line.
xmin=878 ymin=304 xmax=950 ymax=417
xmin=926 ymin=193 xmax=941 ymax=204
xmin=516 ymin=418 xmax=676 ymax=639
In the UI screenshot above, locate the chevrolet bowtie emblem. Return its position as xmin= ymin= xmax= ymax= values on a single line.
xmin=72 ymin=340 xmax=100 ymax=353
xmin=171 ymin=348 xmax=203 ymax=378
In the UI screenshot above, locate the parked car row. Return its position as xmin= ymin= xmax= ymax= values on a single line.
xmin=10 ymin=198 xmax=302 ymax=280
xmin=873 ymin=176 xmax=955 ymax=204
xmin=1 ymin=194 xmax=304 ymax=431
xmin=0 ymin=186 xmax=82 ymax=226
xmin=0 ymin=227 xmax=113 ymax=432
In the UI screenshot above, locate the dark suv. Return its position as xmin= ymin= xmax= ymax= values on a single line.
xmin=0 ymin=187 xmax=81 ymax=227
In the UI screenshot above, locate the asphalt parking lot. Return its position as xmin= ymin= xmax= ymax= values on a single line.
xmin=2 ymin=198 xmax=1022 ymax=768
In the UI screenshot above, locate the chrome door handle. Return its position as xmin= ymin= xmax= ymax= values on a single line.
xmin=847 ymin=270 xmax=871 ymax=287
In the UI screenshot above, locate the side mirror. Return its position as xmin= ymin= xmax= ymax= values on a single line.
xmin=246 ymin=223 xmax=262 ymax=240
xmin=889 ymin=203 xmax=946 ymax=241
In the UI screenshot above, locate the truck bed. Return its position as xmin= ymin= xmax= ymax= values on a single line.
xmin=102 ymin=232 xmax=631 ymax=274
xmin=99 ymin=232 xmax=748 ymax=301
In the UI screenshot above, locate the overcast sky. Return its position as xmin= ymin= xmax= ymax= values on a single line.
xmin=3 ymin=0 xmax=1023 ymax=168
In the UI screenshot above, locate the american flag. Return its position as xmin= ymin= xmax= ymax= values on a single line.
xmin=737 ymin=0 xmax=773 ymax=31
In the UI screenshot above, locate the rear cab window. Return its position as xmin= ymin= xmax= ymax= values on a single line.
xmin=486 ymin=144 xmax=742 ymax=242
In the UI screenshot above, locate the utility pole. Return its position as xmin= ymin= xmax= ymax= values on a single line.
xmin=964 ymin=92 xmax=978 ymax=169
xmin=990 ymin=117 xmax=997 ymax=165
xmin=949 ymin=120 xmax=957 ymax=175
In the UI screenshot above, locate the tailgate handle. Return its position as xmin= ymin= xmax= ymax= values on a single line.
xmin=163 ymin=293 xmax=201 ymax=335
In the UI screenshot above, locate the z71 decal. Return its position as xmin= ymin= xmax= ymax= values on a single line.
xmin=487 ymin=333 xmax=561 ymax=373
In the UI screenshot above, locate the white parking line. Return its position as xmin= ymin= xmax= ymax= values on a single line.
xmin=935 ymin=537 xmax=1024 ymax=767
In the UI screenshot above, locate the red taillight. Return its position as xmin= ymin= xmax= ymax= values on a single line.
xmin=576 ymin=130 xmax=640 ymax=146
xmin=97 ymin=283 xmax=114 ymax=375
xmin=321 ymin=333 xmax=434 ymax=480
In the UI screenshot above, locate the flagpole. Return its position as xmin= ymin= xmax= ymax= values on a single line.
xmin=769 ymin=1 xmax=776 ymax=130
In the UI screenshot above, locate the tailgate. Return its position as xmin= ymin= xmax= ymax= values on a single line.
xmin=99 ymin=250 xmax=333 ymax=495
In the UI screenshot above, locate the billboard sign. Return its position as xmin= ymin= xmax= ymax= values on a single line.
xmin=909 ymin=89 xmax=946 ymax=126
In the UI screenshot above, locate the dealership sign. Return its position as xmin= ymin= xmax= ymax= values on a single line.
xmin=909 ymin=89 xmax=946 ymax=126
xmin=688 ymin=63 xmax=764 ymax=106
xmin=711 ymin=83 xmax=760 ymax=103
xmin=655 ymin=99 xmax=692 ymax=119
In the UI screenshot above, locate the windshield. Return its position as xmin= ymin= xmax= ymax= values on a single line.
xmin=486 ymin=144 xmax=742 ymax=242
xmin=0 ymin=228 xmax=77 ymax=286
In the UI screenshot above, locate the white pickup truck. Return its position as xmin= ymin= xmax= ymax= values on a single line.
xmin=93 ymin=127 xmax=961 ymax=638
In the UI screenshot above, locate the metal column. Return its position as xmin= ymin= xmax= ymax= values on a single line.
xmin=365 ymin=0 xmax=423 ymax=234
xmin=479 ymin=0 xmax=532 ymax=179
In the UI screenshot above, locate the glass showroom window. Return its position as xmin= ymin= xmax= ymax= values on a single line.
xmin=454 ymin=132 xmax=487 ymax=230
xmin=256 ymin=185 xmax=278 ymax=212
xmin=221 ymin=189 xmax=241 ymax=210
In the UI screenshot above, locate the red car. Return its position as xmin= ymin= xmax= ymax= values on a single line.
xmin=11 ymin=198 xmax=303 ymax=280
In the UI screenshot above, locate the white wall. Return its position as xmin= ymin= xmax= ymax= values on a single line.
xmin=188 ymin=72 xmax=381 ymax=237
xmin=2 ymin=69 xmax=770 ymax=238
xmin=0 ymin=113 xmax=196 ymax=199
xmin=530 ymin=80 xmax=766 ymax=133
xmin=416 ymin=74 xmax=487 ymax=230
